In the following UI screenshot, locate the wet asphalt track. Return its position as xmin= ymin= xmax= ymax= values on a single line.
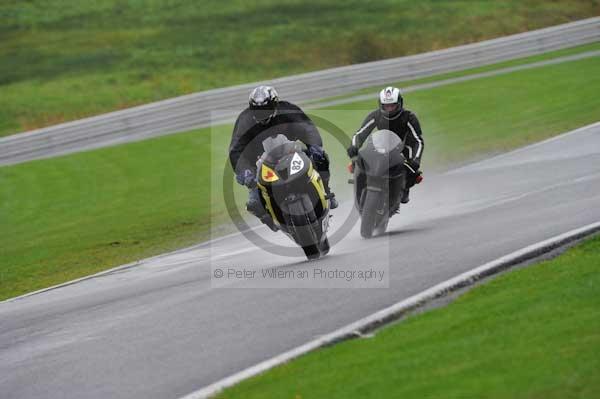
xmin=1 ymin=123 xmax=599 ymax=398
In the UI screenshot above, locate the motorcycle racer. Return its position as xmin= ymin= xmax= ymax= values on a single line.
xmin=229 ymin=85 xmax=338 ymax=230
xmin=347 ymin=86 xmax=424 ymax=204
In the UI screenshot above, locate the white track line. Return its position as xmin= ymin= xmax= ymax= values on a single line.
xmin=180 ymin=221 xmax=600 ymax=399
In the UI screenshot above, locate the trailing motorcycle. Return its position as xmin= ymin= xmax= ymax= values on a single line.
xmin=257 ymin=135 xmax=331 ymax=259
xmin=348 ymin=129 xmax=408 ymax=238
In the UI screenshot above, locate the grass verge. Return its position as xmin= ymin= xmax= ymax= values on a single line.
xmin=305 ymin=41 xmax=600 ymax=105
xmin=1 ymin=0 xmax=598 ymax=137
xmin=216 ymin=233 xmax=600 ymax=399
xmin=1 ymin=53 xmax=600 ymax=300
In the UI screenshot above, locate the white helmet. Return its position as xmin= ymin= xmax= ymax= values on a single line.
xmin=249 ymin=85 xmax=279 ymax=125
xmin=378 ymin=86 xmax=403 ymax=119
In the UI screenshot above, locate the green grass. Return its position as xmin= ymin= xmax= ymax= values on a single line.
xmin=0 ymin=132 xmax=212 ymax=296
xmin=216 ymin=234 xmax=600 ymax=399
xmin=1 ymin=54 xmax=600 ymax=300
xmin=1 ymin=0 xmax=599 ymax=136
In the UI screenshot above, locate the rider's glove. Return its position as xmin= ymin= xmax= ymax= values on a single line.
xmin=236 ymin=169 xmax=257 ymax=189
xmin=306 ymin=145 xmax=325 ymax=162
xmin=404 ymin=159 xmax=423 ymax=185
xmin=346 ymin=145 xmax=359 ymax=158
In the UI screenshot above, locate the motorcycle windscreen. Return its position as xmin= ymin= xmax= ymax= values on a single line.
xmin=260 ymin=134 xmax=299 ymax=165
xmin=359 ymin=129 xmax=406 ymax=176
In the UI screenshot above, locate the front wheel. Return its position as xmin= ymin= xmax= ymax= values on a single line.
xmin=301 ymin=244 xmax=320 ymax=260
xmin=360 ymin=190 xmax=383 ymax=238
xmin=374 ymin=217 xmax=389 ymax=236
xmin=319 ymin=237 xmax=330 ymax=256
xmin=302 ymin=237 xmax=329 ymax=260
xmin=287 ymin=200 xmax=327 ymax=260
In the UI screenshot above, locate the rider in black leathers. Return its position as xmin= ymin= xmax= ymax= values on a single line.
xmin=347 ymin=86 xmax=424 ymax=205
xmin=229 ymin=85 xmax=337 ymax=230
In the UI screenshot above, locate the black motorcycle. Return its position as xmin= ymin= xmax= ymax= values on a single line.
xmin=256 ymin=135 xmax=331 ymax=259
xmin=349 ymin=129 xmax=407 ymax=238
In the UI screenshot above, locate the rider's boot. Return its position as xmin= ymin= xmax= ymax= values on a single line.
xmin=400 ymin=188 xmax=410 ymax=204
xmin=247 ymin=188 xmax=279 ymax=231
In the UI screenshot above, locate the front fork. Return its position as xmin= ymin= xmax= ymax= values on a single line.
xmin=353 ymin=172 xmax=406 ymax=215
xmin=360 ymin=176 xmax=389 ymax=215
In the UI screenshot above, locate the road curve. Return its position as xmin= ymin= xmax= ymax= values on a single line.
xmin=1 ymin=123 xmax=599 ymax=399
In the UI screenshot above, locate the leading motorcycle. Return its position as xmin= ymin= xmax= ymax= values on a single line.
xmin=257 ymin=134 xmax=331 ymax=259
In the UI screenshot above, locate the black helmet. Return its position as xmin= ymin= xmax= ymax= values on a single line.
xmin=378 ymin=86 xmax=403 ymax=119
xmin=249 ymin=85 xmax=279 ymax=125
